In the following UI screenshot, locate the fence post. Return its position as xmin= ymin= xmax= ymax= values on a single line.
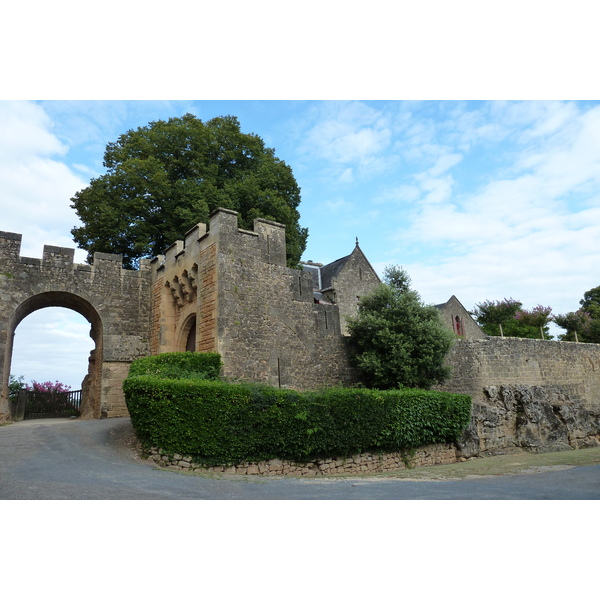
xmin=13 ymin=390 xmax=27 ymax=421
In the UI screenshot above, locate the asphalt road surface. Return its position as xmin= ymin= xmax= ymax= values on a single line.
xmin=2 ymin=417 xmax=600 ymax=499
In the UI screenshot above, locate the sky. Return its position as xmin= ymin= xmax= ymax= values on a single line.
xmin=3 ymin=99 xmax=600 ymax=387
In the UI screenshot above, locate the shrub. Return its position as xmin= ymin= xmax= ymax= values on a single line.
xmin=124 ymin=355 xmax=471 ymax=465
xmin=347 ymin=266 xmax=455 ymax=389
xmin=127 ymin=352 xmax=222 ymax=380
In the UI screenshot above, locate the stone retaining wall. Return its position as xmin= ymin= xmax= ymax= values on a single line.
xmin=439 ymin=337 xmax=600 ymax=408
xmin=144 ymin=443 xmax=459 ymax=476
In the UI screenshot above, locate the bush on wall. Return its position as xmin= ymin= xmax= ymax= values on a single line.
xmin=127 ymin=351 xmax=222 ymax=380
xmin=124 ymin=353 xmax=471 ymax=466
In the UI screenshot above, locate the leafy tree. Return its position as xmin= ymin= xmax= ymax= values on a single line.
xmin=8 ymin=374 xmax=25 ymax=399
xmin=71 ymin=114 xmax=308 ymax=268
xmin=514 ymin=305 xmax=554 ymax=339
xmin=552 ymin=285 xmax=600 ymax=343
xmin=553 ymin=309 xmax=600 ymax=343
xmin=579 ymin=285 xmax=600 ymax=320
xmin=347 ymin=266 xmax=455 ymax=390
xmin=471 ymin=299 xmax=553 ymax=339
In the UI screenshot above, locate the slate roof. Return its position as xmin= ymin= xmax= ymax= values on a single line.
xmin=319 ymin=254 xmax=352 ymax=290
xmin=301 ymin=253 xmax=353 ymax=292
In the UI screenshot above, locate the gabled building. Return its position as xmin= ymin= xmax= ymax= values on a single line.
xmin=301 ymin=240 xmax=381 ymax=335
xmin=435 ymin=295 xmax=486 ymax=339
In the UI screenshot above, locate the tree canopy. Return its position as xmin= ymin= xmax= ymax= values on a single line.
xmin=580 ymin=285 xmax=600 ymax=320
xmin=553 ymin=285 xmax=600 ymax=342
xmin=347 ymin=266 xmax=455 ymax=390
xmin=70 ymin=114 xmax=308 ymax=268
xmin=471 ymin=299 xmax=553 ymax=339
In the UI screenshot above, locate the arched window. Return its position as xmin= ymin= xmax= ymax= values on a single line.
xmin=453 ymin=315 xmax=464 ymax=336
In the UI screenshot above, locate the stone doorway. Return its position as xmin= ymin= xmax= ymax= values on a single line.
xmin=5 ymin=292 xmax=103 ymax=419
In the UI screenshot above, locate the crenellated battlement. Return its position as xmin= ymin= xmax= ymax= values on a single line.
xmin=0 ymin=231 xmax=23 ymax=265
xmin=0 ymin=231 xmax=150 ymax=281
xmin=152 ymin=208 xmax=286 ymax=280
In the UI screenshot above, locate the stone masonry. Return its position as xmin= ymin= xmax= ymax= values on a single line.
xmin=438 ymin=338 xmax=600 ymax=456
xmin=0 ymin=232 xmax=151 ymax=421
xmin=150 ymin=209 xmax=379 ymax=389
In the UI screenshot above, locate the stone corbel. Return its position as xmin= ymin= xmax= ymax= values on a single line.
xmin=180 ymin=270 xmax=195 ymax=302
xmin=189 ymin=264 xmax=198 ymax=292
xmin=168 ymin=277 xmax=185 ymax=307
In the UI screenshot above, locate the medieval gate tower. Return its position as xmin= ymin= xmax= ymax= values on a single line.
xmin=0 ymin=209 xmax=381 ymax=421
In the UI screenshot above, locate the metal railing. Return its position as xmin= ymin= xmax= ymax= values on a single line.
xmin=21 ymin=389 xmax=82 ymax=420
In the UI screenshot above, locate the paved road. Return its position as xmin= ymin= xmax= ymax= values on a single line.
xmin=1 ymin=417 xmax=600 ymax=499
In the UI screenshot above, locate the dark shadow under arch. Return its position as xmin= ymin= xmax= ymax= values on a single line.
xmin=178 ymin=313 xmax=197 ymax=353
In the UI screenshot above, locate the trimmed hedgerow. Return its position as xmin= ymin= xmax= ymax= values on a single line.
xmin=124 ymin=354 xmax=471 ymax=465
xmin=127 ymin=352 xmax=222 ymax=381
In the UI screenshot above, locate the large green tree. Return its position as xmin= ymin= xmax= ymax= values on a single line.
xmin=347 ymin=266 xmax=455 ymax=390
xmin=71 ymin=114 xmax=308 ymax=268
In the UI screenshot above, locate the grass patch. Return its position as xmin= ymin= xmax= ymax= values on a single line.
xmin=364 ymin=446 xmax=600 ymax=481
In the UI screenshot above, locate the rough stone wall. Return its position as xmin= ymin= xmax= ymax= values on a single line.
xmin=144 ymin=443 xmax=458 ymax=476
xmin=456 ymin=384 xmax=600 ymax=458
xmin=150 ymin=209 xmax=360 ymax=389
xmin=213 ymin=210 xmax=357 ymax=388
xmin=0 ymin=231 xmax=152 ymax=421
xmin=439 ymin=338 xmax=600 ymax=408
xmin=438 ymin=338 xmax=600 ymax=456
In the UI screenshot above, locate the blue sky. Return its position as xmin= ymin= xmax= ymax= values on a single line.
xmin=3 ymin=99 xmax=600 ymax=387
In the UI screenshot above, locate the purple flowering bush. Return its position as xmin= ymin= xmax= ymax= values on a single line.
xmin=25 ymin=380 xmax=72 ymax=394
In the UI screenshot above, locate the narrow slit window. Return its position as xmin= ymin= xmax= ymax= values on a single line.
xmin=277 ymin=358 xmax=282 ymax=388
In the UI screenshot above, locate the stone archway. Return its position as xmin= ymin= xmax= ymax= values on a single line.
xmin=0 ymin=232 xmax=152 ymax=422
xmin=7 ymin=292 xmax=103 ymax=419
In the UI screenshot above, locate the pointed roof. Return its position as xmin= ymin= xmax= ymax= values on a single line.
xmin=320 ymin=253 xmax=352 ymax=290
xmin=301 ymin=239 xmax=380 ymax=292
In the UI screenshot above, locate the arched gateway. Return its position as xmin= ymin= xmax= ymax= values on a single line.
xmin=0 ymin=232 xmax=151 ymax=422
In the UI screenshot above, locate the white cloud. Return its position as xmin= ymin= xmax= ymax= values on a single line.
xmin=427 ymin=153 xmax=463 ymax=177
xmin=0 ymin=101 xmax=66 ymax=160
xmin=301 ymin=101 xmax=392 ymax=172
xmin=377 ymin=101 xmax=600 ymax=326
xmin=0 ymin=101 xmax=88 ymax=260
xmin=10 ymin=308 xmax=95 ymax=389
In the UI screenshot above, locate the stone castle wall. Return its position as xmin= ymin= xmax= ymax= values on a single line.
xmin=4 ymin=208 xmax=600 ymax=467
xmin=151 ymin=209 xmax=357 ymax=389
xmin=438 ymin=338 xmax=600 ymax=456
xmin=439 ymin=337 xmax=600 ymax=408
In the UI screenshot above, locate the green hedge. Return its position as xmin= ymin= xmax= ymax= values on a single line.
xmin=124 ymin=354 xmax=471 ymax=465
xmin=127 ymin=352 xmax=222 ymax=380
